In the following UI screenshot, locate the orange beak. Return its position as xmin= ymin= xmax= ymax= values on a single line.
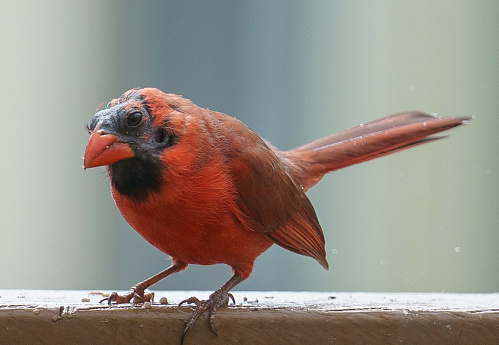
xmin=84 ymin=130 xmax=135 ymax=169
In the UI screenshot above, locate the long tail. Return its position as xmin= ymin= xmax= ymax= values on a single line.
xmin=279 ymin=111 xmax=470 ymax=192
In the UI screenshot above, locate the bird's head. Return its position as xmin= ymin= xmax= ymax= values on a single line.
xmin=84 ymin=88 xmax=200 ymax=200
xmin=84 ymin=88 xmax=184 ymax=169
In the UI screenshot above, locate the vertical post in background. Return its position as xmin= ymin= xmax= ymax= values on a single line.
xmin=0 ymin=0 xmax=121 ymax=288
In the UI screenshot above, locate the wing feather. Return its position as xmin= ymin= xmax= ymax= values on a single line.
xmin=227 ymin=129 xmax=328 ymax=269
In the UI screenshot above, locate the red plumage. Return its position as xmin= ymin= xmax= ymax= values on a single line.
xmin=84 ymin=87 xmax=469 ymax=342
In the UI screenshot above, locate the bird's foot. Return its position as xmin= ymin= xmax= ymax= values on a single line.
xmin=100 ymin=284 xmax=154 ymax=305
xmin=179 ymin=290 xmax=235 ymax=343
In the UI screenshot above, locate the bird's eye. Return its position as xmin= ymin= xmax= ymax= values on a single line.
xmin=127 ymin=112 xmax=143 ymax=127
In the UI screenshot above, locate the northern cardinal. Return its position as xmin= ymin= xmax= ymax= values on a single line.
xmin=84 ymin=87 xmax=469 ymax=343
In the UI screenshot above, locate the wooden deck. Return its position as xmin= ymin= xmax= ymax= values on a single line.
xmin=1 ymin=290 xmax=498 ymax=344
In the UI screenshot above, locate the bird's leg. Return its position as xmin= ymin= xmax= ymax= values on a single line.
xmin=101 ymin=261 xmax=187 ymax=304
xmin=179 ymin=273 xmax=243 ymax=344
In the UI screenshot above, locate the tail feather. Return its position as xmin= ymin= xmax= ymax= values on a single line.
xmin=280 ymin=111 xmax=470 ymax=191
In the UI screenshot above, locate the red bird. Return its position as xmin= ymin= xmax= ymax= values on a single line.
xmin=84 ymin=88 xmax=469 ymax=342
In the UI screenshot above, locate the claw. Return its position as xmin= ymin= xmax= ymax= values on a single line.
xmin=99 ymin=291 xmax=126 ymax=304
xmin=227 ymin=293 xmax=235 ymax=305
xmin=208 ymin=309 xmax=218 ymax=335
xmin=142 ymin=292 xmax=155 ymax=303
xmin=180 ymin=290 xmax=236 ymax=344
xmin=99 ymin=296 xmax=109 ymax=304
xmin=179 ymin=296 xmax=201 ymax=307
xmin=99 ymin=288 xmax=154 ymax=305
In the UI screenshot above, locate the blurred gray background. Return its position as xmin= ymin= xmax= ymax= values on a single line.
xmin=1 ymin=1 xmax=496 ymax=293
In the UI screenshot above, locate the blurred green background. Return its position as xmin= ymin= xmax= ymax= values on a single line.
xmin=1 ymin=1 xmax=496 ymax=293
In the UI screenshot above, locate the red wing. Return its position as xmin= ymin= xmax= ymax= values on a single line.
xmin=229 ymin=137 xmax=328 ymax=269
